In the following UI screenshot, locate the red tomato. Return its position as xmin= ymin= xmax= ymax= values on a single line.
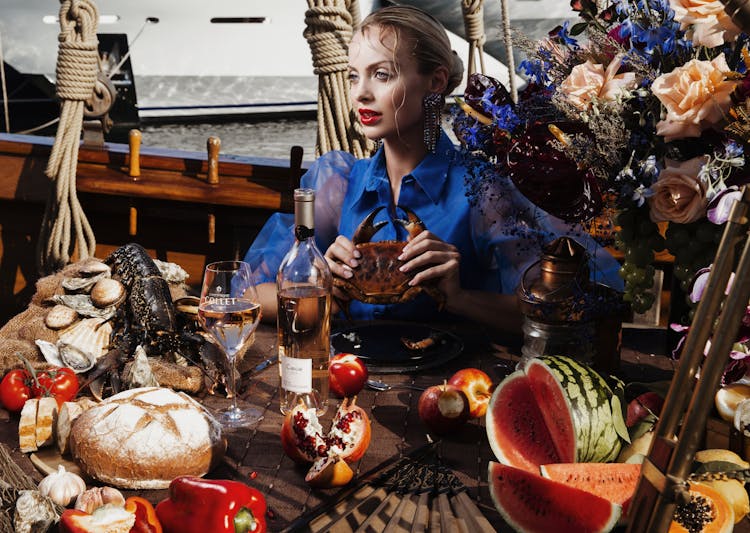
xmin=34 ymin=367 xmax=79 ymax=407
xmin=0 ymin=369 xmax=32 ymax=413
xmin=329 ymin=353 xmax=368 ymax=398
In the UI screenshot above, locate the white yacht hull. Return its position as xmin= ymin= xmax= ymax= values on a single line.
xmin=0 ymin=1 xmax=522 ymax=120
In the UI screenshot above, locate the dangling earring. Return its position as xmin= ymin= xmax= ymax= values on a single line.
xmin=422 ymin=92 xmax=443 ymax=153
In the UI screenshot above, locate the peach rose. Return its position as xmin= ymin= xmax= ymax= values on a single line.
xmin=559 ymin=54 xmax=637 ymax=110
xmin=670 ymin=0 xmax=741 ymax=47
xmin=648 ymin=157 xmax=708 ymax=224
xmin=652 ymin=54 xmax=736 ymax=142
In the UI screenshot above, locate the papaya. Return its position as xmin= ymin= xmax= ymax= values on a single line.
xmin=668 ymin=482 xmax=734 ymax=533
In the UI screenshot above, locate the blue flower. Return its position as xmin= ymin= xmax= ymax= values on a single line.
xmin=555 ymin=21 xmax=579 ymax=49
xmin=518 ymin=59 xmax=550 ymax=86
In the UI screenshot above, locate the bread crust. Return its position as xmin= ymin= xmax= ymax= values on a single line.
xmin=69 ymin=387 xmax=226 ymax=489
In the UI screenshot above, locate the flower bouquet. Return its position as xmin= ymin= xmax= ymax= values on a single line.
xmin=451 ymin=0 xmax=750 ymax=379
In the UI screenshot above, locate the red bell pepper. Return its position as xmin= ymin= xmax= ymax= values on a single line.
xmin=59 ymin=505 xmax=136 ymax=532
xmin=125 ymin=497 xmax=162 ymax=533
xmin=155 ymin=476 xmax=267 ymax=533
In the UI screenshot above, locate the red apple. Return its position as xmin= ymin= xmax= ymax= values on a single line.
xmin=626 ymin=391 xmax=665 ymax=428
xmin=329 ymin=353 xmax=369 ymax=398
xmin=418 ymin=382 xmax=470 ymax=435
xmin=447 ymin=368 xmax=494 ymax=418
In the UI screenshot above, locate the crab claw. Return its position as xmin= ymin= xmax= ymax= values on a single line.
xmin=352 ymin=206 xmax=388 ymax=244
xmin=395 ymin=206 xmax=426 ymax=240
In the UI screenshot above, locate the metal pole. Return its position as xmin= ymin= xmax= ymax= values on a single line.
xmin=627 ymin=185 xmax=750 ymax=531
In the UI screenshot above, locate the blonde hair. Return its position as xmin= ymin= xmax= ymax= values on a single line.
xmin=358 ymin=5 xmax=464 ymax=96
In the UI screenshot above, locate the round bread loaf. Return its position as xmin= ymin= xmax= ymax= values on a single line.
xmin=69 ymin=387 xmax=226 ymax=489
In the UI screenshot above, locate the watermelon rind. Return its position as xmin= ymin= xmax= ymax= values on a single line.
xmin=485 ymin=369 xmax=563 ymax=471
xmin=540 ymin=356 xmax=624 ymax=462
xmin=488 ymin=461 xmax=622 ymax=533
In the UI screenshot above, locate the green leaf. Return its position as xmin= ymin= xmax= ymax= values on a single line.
xmin=611 ymin=395 xmax=631 ymax=443
xmin=570 ymin=22 xmax=588 ymax=36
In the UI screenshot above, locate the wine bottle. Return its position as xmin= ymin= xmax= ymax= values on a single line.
xmin=277 ymin=188 xmax=332 ymax=416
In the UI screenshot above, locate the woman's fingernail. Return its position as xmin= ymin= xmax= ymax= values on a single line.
xmin=399 ymin=265 xmax=407 ymax=272
xmin=349 ymin=259 xmax=358 ymax=268
xmin=354 ymin=250 xmax=361 ymax=259
xmin=344 ymin=268 xmax=353 ymax=278
xmin=397 ymin=253 xmax=405 ymax=261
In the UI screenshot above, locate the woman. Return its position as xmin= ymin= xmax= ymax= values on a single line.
xmin=245 ymin=5 xmax=621 ymax=332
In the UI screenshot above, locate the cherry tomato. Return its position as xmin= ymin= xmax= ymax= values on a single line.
xmin=0 ymin=369 xmax=32 ymax=413
xmin=33 ymin=367 xmax=79 ymax=407
xmin=329 ymin=353 xmax=368 ymax=398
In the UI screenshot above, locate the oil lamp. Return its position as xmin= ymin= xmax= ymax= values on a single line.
xmin=517 ymin=236 xmax=624 ymax=372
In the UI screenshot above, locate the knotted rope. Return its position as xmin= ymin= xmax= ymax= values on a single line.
xmin=304 ymin=0 xmax=373 ymax=158
xmin=461 ymin=0 xmax=486 ymax=76
xmin=37 ymin=0 xmax=99 ymax=275
xmin=499 ymin=0 xmax=518 ymax=103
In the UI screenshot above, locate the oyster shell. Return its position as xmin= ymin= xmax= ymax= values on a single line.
xmin=76 ymin=258 xmax=111 ymax=277
xmin=61 ymin=271 xmax=109 ymax=292
xmin=123 ymin=346 xmax=160 ymax=388
xmin=154 ymin=259 xmax=189 ymax=284
xmin=90 ymin=278 xmax=126 ymax=308
xmin=57 ymin=318 xmax=113 ymax=372
xmin=47 ymin=295 xmax=117 ymax=320
xmin=35 ymin=340 xmax=64 ymax=367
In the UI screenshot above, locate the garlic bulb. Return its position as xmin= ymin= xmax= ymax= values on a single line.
xmin=38 ymin=465 xmax=86 ymax=507
xmin=75 ymin=486 xmax=125 ymax=513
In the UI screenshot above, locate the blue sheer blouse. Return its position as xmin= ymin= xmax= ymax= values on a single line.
xmin=244 ymin=131 xmax=623 ymax=321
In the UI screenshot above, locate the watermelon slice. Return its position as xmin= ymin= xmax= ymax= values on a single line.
xmin=488 ymin=461 xmax=622 ymax=533
xmin=485 ymin=370 xmax=565 ymax=472
xmin=540 ymin=462 xmax=642 ymax=518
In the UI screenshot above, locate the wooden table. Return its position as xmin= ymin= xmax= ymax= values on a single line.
xmin=0 ymin=321 xmax=744 ymax=532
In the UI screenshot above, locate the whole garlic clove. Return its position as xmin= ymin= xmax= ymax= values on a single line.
xmin=74 ymin=486 xmax=126 ymax=514
xmin=38 ymin=465 xmax=86 ymax=507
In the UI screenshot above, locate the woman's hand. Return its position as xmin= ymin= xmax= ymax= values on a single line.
xmin=398 ymin=231 xmax=461 ymax=305
xmin=325 ymin=235 xmax=361 ymax=310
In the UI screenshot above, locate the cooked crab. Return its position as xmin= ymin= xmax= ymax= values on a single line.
xmin=334 ymin=206 xmax=445 ymax=312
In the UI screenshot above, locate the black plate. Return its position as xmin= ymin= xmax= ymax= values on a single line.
xmin=331 ymin=323 xmax=464 ymax=374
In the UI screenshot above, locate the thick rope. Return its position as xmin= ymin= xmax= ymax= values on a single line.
xmin=37 ymin=0 xmax=99 ymax=275
xmin=304 ymin=0 xmax=373 ymax=158
xmin=499 ymin=0 xmax=518 ymax=103
xmin=461 ymin=0 xmax=486 ymax=76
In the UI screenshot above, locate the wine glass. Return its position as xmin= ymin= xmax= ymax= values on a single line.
xmin=198 ymin=260 xmax=263 ymax=427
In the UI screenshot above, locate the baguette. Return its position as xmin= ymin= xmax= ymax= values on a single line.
xmin=18 ymin=399 xmax=38 ymax=453
xmin=35 ymin=397 xmax=58 ymax=448
xmin=57 ymin=398 xmax=98 ymax=455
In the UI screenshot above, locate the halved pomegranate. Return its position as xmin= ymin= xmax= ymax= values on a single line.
xmin=326 ymin=397 xmax=372 ymax=463
xmin=280 ymin=403 xmax=327 ymax=464
xmin=305 ymin=453 xmax=354 ymax=488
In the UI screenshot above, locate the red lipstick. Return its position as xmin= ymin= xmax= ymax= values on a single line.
xmin=358 ymin=108 xmax=381 ymax=126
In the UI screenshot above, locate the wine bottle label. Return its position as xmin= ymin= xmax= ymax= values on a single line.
xmin=280 ymin=354 xmax=313 ymax=393
xmin=295 ymin=225 xmax=314 ymax=241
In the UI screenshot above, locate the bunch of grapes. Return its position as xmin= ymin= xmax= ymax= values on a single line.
xmin=664 ymin=220 xmax=722 ymax=294
xmin=614 ymin=206 xmax=665 ymax=314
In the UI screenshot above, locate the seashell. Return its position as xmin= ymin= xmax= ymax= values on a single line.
xmin=45 ymin=304 xmax=79 ymax=330
xmin=174 ymin=296 xmax=199 ymax=317
xmin=59 ymin=344 xmax=96 ymax=373
xmin=90 ymin=278 xmax=126 ymax=308
xmin=48 ymin=295 xmax=117 ymax=320
xmin=154 ymin=259 xmax=189 ymax=284
xmin=62 ymin=271 xmax=109 ymax=293
xmin=58 ymin=318 xmax=113 ymax=372
xmin=76 ymin=258 xmax=111 ymax=277
xmin=35 ymin=339 xmax=65 ymax=367
xmin=123 ymin=346 xmax=160 ymax=388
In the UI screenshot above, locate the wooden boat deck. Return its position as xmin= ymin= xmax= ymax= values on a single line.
xmin=0 ymin=132 xmax=306 ymax=322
